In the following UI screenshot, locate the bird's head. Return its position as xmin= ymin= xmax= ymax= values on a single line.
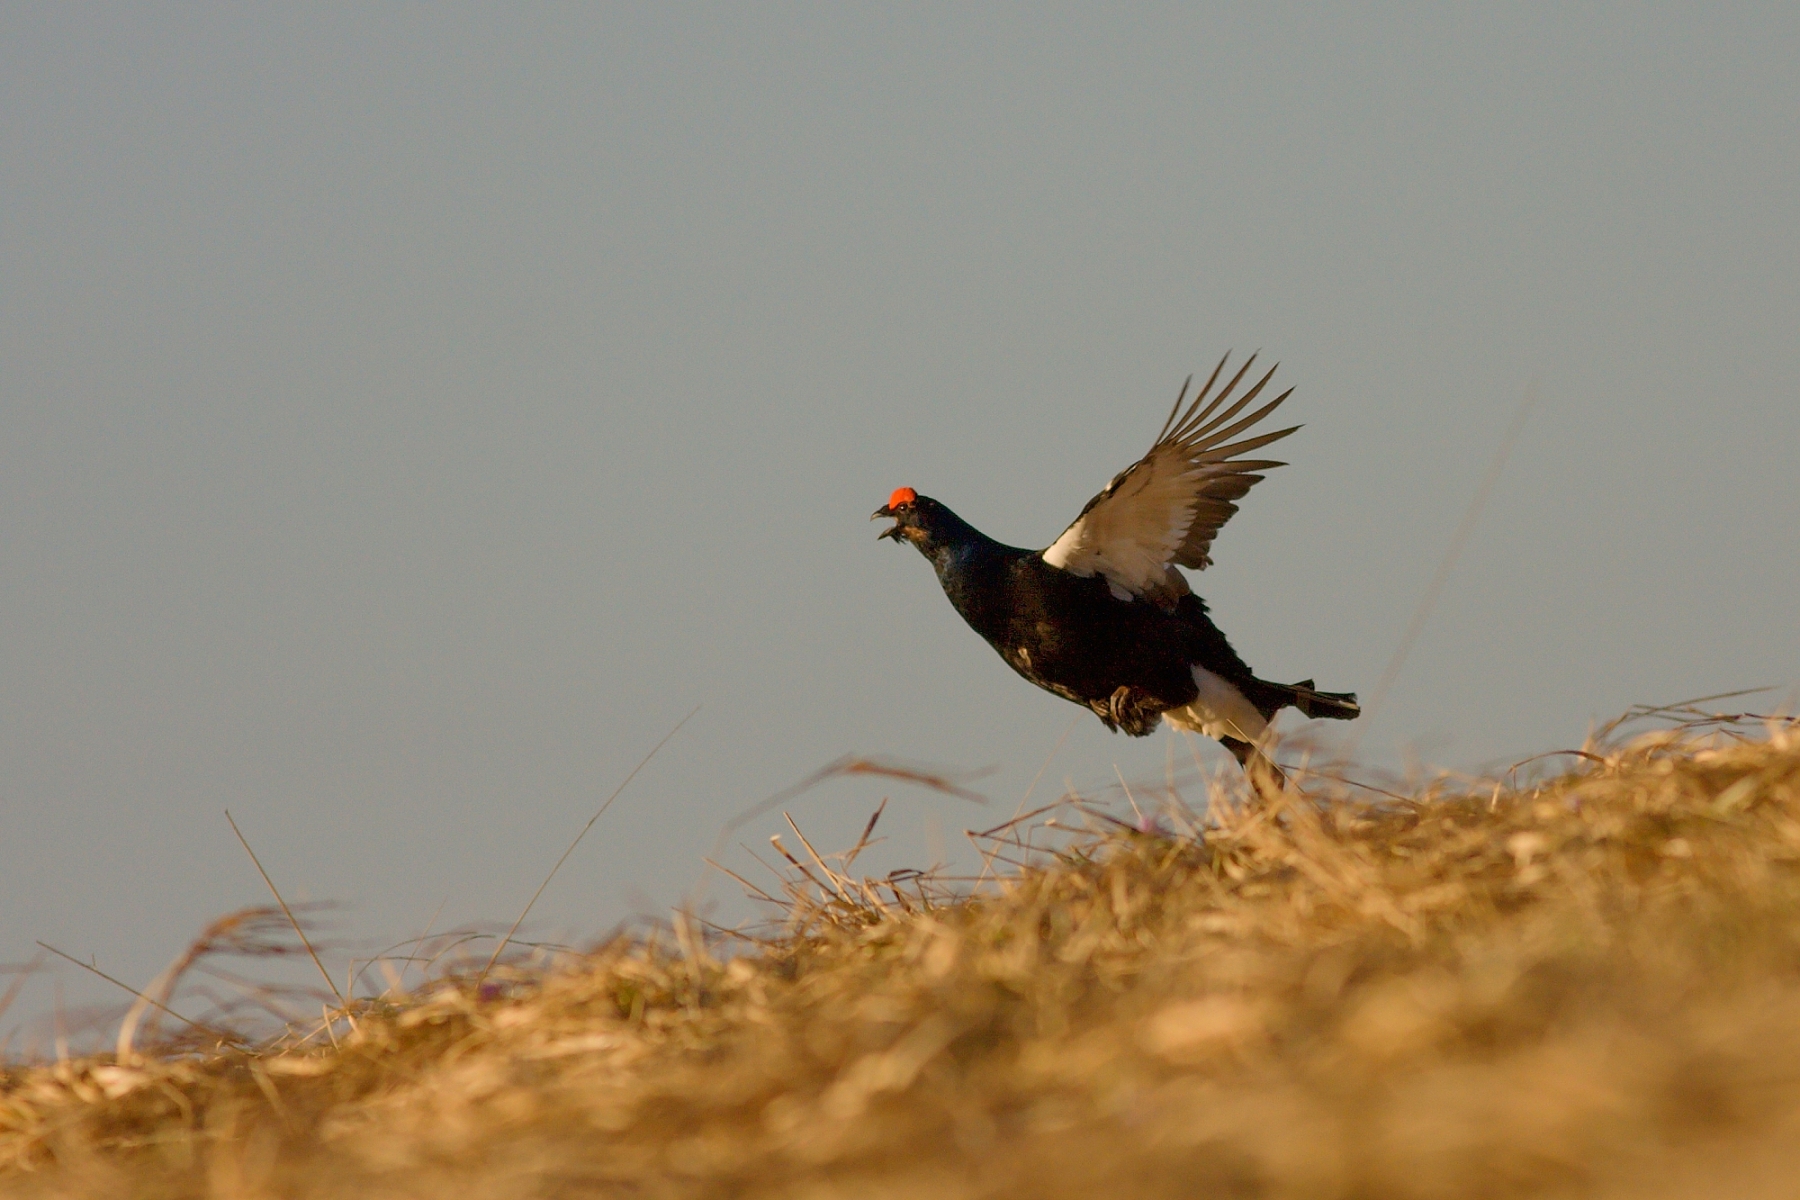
xmin=872 ymin=486 xmax=955 ymax=552
xmin=874 ymin=488 xmax=986 ymax=561
xmin=872 ymin=486 xmax=924 ymax=544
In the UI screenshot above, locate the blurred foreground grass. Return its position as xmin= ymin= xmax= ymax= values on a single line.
xmin=6 ymin=710 xmax=1800 ymax=1199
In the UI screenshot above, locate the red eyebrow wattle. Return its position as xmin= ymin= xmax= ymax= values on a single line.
xmin=888 ymin=487 xmax=917 ymax=508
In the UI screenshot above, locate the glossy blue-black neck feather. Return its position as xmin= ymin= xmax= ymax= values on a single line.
xmin=892 ymin=496 xmax=1028 ymax=633
xmin=898 ymin=496 xmax=1006 ymax=561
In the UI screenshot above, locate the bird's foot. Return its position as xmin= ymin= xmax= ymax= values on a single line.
xmin=1107 ymin=686 xmax=1167 ymax=738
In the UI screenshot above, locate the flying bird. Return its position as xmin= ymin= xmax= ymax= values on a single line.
xmin=873 ymin=354 xmax=1358 ymax=792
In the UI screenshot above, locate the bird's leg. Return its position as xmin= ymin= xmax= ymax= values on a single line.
xmin=1220 ymin=736 xmax=1289 ymax=803
xmin=1107 ymin=685 xmax=1168 ymax=738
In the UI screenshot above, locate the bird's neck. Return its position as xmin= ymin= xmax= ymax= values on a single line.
xmin=918 ymin=523 xmax=1019 ymax=630
xmin=913 ymin=510 xmax=1006 ymax=573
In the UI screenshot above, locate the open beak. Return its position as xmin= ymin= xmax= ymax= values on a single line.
xmin=872 ymin=506 xmax=903 ymax=540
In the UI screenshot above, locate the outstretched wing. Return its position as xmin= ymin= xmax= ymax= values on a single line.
xmin=1040 ymin=354 xmax=1298 ymax=604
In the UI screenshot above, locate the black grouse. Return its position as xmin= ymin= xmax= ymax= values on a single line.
xmin=873 ymin=354 xmax=1358 ymax=791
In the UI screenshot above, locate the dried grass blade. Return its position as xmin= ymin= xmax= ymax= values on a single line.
xmin=479 ymin=704 xmax=699 ymax=985
xmin=225 ymin=811 xmax=346 ymax=1010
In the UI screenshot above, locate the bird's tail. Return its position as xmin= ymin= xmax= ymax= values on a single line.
xmin=1245 ymin=678 xmax=1361 ymax=722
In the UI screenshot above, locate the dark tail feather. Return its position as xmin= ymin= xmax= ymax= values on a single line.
xmin=1288 ymin=679 xmax=1360 ymax=720
xmin=1244 ymin=677 xmax=1361 ymax=721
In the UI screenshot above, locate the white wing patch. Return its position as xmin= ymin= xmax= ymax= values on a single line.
xmin=1041 ymin=355 xmax=1298 ymax=604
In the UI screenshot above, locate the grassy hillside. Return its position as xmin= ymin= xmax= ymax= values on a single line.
xmin=5 ymin=711 xmax=1800 ymax=1199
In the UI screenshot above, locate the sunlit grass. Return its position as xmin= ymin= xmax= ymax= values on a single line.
xmin=5 ymin=700 xmax=1800 ymax=1198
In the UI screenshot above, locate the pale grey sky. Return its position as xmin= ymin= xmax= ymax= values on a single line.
xmin=4 ymin=5 xmax=1796 ymax=1047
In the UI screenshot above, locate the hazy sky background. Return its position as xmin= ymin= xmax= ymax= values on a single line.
xmin=4 ymin=5 xmax=1797 ymax=1048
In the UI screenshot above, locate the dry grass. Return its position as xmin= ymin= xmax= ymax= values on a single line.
xmin=7 ymin=708 xmax=1800 ymax=1199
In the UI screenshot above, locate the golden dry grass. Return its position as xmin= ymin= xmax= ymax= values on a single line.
xmin=7 ymin=712 xmax=1800 ymax=1199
